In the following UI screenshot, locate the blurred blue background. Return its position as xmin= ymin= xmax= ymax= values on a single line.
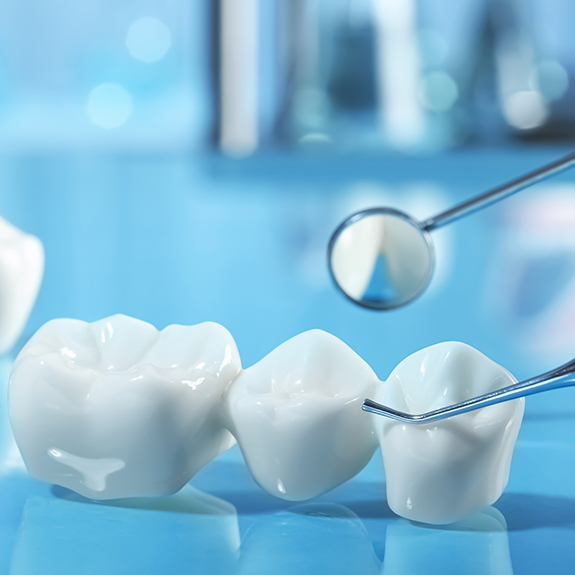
xmin=0 ymin=0 xmax=573 ymax=377
xmin=1 ymin=1 xmax=575 ymax=573
xmin=0 ymin=0 xmax=573 ymax=153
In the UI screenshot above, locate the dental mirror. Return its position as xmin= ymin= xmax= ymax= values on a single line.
xmin=328 ymin=150 xmax=575 ymax=310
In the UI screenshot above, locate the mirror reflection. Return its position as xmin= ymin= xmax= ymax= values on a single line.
xmin=328 ymin=210 xmax=434 ymax=310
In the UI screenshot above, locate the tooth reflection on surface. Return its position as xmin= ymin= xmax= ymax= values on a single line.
xmin=225 ymin=330 xmax=380 ymax=501
xmin=237 ymin=503 xmax=381 ymax=575
xmin=382 ymin=507 xmax=513 ymax=575
xmin=54 ymin=482 xmax=240 ymax=520
xmin=9 ymin=487 xmax=240 ymax=575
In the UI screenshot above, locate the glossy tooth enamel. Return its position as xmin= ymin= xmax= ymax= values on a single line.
xmin=9 ymin=314 xmax=241 ymax=499
xmin=0 ymin=216 xmax=44 ymax=354
xmin=225 ymin=329 xmax=380 ymax=501
xmin=374 ymin=342 xmax=524 ymax=525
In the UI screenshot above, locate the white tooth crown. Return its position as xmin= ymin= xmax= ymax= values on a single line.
xmin=224 ymin=329 xmax=380 ymax=501
xmin=375 ymin=341 xmax=524 ymax=525
xmin=9 ymin=314 xmax=241 ymax=499
xmin=0 ymin=216 xmax=44 ymax=354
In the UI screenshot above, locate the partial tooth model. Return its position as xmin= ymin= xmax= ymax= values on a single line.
xmin=0 ymin=216 xmax=44 ymax=353
xmin=374 ymin=341 xmax=524 ymax=525
xmin=9 ymin=314 xmax=241 ymax=499
xmin=224 ymin=330 xmax=381 ymax=500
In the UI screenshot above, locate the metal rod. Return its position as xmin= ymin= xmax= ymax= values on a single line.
xmin=420 ymin=151 xmax=575 ymax=232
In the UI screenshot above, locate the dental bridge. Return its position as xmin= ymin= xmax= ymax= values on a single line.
xmin=11 ymin=316 xmax=526 ymax=525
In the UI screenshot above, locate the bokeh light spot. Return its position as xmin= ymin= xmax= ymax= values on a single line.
xmin=126 ymin=17 xmax=172 ymax=63
xmin=419 ymin=71 xmax=458 ymax=112
xmin=503 ymin=91 xmax=548 ymax=130
xmin=529 ymin=60 xmax=569 ymax=102
xmin=299 ymin=132 xmax=332 ymax=145
xmin=86 ymin=83 xmax=133 ymax=129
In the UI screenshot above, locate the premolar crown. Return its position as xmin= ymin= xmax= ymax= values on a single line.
xmin=374 ymin=341 xmax=524 ymax=525
xmin=224 ymin=329 xmax=381 ymax=501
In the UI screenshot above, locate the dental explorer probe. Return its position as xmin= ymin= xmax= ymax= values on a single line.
xmin=362 ymin=356 xmax=575 ymax=424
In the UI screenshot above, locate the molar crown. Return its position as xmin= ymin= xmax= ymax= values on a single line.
xmin=10 ymin=314 xmax=242 ymax=500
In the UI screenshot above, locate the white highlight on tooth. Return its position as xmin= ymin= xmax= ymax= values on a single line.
xmin=10 ymin=314 xmax=241 ymax=499
xmin=0 ymin=216 xmax=44 ymax=354
xmin=48 ymin=448 xmax=126 ymax=492
xmin=374 ymin=342 xmax=524 ymax=525
xmin=225 ymin=329 xmax=380 ymax=501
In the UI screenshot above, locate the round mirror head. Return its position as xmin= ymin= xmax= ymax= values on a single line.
xmin=327 ymin=208 xmax=435 ymax=310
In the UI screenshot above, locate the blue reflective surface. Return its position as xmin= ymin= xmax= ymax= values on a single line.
xmin=1 ymin=148 xmax=575 ymax=573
